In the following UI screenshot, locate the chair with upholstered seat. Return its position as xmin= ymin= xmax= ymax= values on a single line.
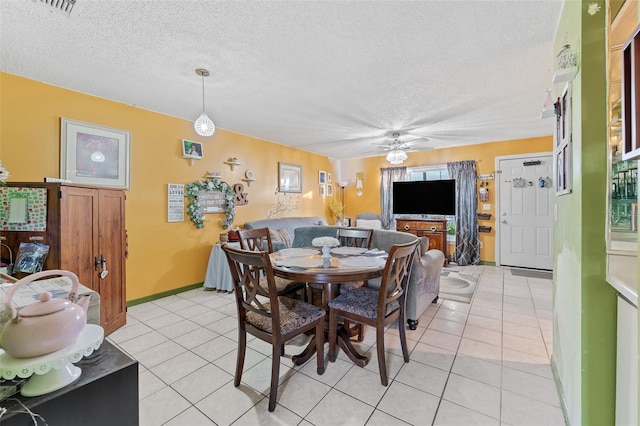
xmin=222 ymin=245 xmax=326 ymax=412
xmin=328 ymin=239 xmax=419 ymax=386
xmin=335 ymin=227 xmax=373 ymax=340
xmin=238 ymin=227 xmax=306 ymax=298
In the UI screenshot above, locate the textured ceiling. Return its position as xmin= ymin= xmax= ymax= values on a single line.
xmin=0 ymin=0 xmax=563 ymax=160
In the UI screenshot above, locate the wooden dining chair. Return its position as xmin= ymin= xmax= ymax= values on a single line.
xmin=335 ymin=227 xmax=374 ymax=340
xmin=238 ymin=227 xmax=306 ymax=298
xmin=327 ymin=239 xmax=420 ymax=386
xmin=222 ymin=245 xmax=326 ymax=412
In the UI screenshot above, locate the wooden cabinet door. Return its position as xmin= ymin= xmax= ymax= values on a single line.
xmin=59 ymin=186 xmax=100 ymax=291
xmin=97 ymin=189 xmax=126 ymax=334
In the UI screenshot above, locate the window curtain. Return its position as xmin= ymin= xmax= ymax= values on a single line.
xmin=380 ymin=166 xmax=407 ymax=230
xmin=447 ymin=160 xmax=480 ymax=265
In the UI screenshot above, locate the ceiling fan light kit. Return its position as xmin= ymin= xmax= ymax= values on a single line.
xmin=194 ymin=68 xmax=216 ymax=137
xmin=386 ymin=148 xmax=408 ymax=164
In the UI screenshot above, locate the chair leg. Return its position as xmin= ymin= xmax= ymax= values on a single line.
xmin=328 ymin=309 xmax=338 ymax=362
xmin=269 ymin=342 xmax=282 ymax=412
xmin=376 ymin=324 xmax=388 ymax=386
xmin=316 ymin=321 xmax=325 ymax=375
xmin=235 ymin=329 xmax=247 ymax=387
xmin=356 ymin=323 xmax=365 ymax=342
xmin=398 ymin=309 xmax=410 ymax=362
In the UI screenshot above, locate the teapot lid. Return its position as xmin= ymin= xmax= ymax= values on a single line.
xmin=19 ymin=292 xmax=70 ymax=317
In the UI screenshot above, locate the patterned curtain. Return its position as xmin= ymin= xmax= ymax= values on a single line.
xmin=447 ymin=160 xmax=480 ymax=265
xmin=380 ymin=166 xmax=407 ymax=230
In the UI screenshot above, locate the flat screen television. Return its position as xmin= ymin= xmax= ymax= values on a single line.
xmin=392 ymin=179 xmax=456 ymax=215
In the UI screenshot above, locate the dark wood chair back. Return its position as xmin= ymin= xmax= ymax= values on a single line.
xmin=238 ymin=227 xmax=273 ymax=253
xmin=336 ymin=227 xmax=373 ymax=249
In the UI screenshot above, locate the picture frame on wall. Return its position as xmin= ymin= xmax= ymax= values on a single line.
xmin=555 ymin=83 xmax=572 ymax=195
xmin=60 ymin=118 xmax=131 ymax=189
xmin=278 ymin=162 xmax=302 ymax=193
xmin=319 ymin=170 xmax=327 ymax=184
xmin=182 ymin=140 xmax=203 ymax=158
xmin=327 ymin=183 xmax=333 ymax=196
xmin=327 ymin=172 xmax=332 ymax=182
xmin=319 ymin=185 xmax=325 ymax=196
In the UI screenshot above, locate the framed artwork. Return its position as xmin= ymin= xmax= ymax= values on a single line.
xmin=326 ymin=183 xmax=333 ymax=196
xmin=555 ymin=83 xmax=572 ymax=195
xmin=319 ymin=185 xmax=325 ymax=196
xmin=279 ymin=162 xmax=302 ymax=193
xmin=182 ymin=140 xmax=203 ymax=158
xmin=60 ymin=118 xmax=131 ymax=189
xmin=327 ymin=172 xmax=332 ymax=182
xmin=318 ymin=170 xmax=327 ymax=184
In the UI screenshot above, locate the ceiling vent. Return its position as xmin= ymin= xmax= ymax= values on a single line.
xmin=35 ymin=0 xmax=76 ymax=15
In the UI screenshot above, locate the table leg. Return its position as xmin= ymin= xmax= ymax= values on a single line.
xmin=291 ymin=282 xmax=369 ymax=367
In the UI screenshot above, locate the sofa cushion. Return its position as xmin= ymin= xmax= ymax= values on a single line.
xmin=244 ymin=216 xmax=328 ymax=244
xmin=269 ymin=229 xmax=292 ymax=248
xmin=355 ymin=219 xmax=382 ymax=229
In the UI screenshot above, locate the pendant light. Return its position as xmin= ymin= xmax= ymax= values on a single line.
xmin=194 ymin=68 xmax=215 ymax=137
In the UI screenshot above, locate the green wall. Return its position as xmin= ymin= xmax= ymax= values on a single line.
xmin=552 ymin=1 xmax=618 ymax=424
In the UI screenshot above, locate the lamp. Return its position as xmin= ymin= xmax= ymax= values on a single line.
xmin=338 ymin=181 xmax=348 ymax=226
xmin=540 ymin=88 xmax=555 ymax=119
xmin=355 ymin=172 xmax=364 ymax=197
xmin=194 ymin=68 xmax=215 ymax=137
xmin=386 ymin=148 xmax=407 ymax=164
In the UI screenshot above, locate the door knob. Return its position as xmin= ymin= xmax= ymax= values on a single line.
xmin=501 ymin=220 xmax=507 ymax=224
xmin=501 ymin=213 xmax=507 ymax=216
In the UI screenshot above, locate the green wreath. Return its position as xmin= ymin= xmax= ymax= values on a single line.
xmin=185 ymin=179 xmax=235 ymax=229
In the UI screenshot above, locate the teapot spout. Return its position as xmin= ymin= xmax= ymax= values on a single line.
xmin=76 ymin=295 xmax=91 ymax=312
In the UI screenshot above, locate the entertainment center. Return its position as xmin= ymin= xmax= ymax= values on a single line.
xmin=392 ymin=179 xmax=455 ymax=263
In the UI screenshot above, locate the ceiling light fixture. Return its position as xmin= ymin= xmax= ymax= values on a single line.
xmin=194 ymin=68 xmax=215 ymax=137
xmin=386 ymin=148 xmax=407 ymax=164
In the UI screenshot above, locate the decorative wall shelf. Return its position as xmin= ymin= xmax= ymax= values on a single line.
xmin=242 ymin=178 xmax=256 ymax=187
xmin=224 ymin=158 xmax=240 ymax=170
xmin=552 ymin=66 xmax=578 ymax=83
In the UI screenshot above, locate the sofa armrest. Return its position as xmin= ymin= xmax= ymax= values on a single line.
xmin=405 ymin=249 xmax=445 ymax=321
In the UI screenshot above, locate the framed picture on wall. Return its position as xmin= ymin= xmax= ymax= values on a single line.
xmin=327 ymin=183 xmax=333 ymax=196
xmin=278 ymin=162 xmax=302 ymax=193
xmin=182 ymin=140 xmax=203 ymax=158
xmin=319 ymin=170 xmax=327 ymax=184
xmin=60 ymin=118 xmax=131 ymax=189
xmin=319 ymin=185 xmax=325 ymax=196
xmin=555 ymin=83 xmax=572 ymax=195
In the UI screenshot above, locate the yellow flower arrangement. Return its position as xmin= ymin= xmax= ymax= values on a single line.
xmin=328 ymin=199 xmax=344 ymax=220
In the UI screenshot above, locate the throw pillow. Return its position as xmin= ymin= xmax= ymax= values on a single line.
xmin=355 ymin=219 xmax=382 ymax=229
xmin=270 ymin=228 xmax=292 ymax=248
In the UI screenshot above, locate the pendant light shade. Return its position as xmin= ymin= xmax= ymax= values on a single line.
xmin=194 ymin=68 xmax=215 ymax=137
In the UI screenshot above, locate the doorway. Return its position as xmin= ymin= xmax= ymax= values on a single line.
xmin=495 ymin=153 xmax=554 ymax=270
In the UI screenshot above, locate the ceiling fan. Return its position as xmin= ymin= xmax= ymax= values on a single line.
xmin=373 ymin=131 xmax=432 ymax=164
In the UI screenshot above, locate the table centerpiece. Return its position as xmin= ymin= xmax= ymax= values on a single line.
xmin=312 ymin=236 xmax=340 ymax=259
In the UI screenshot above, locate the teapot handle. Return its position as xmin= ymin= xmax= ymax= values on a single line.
xmin=4 ymin=269 xmax=80 ymax=320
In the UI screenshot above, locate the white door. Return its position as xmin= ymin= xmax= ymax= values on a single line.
xmin=497 ymin=154 xmax=553 ymax=270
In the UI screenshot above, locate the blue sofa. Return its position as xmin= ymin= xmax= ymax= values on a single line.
xmin=243 ymin=216 xmax=328 ymax=251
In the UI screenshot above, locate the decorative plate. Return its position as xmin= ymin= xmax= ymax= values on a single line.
xmin=245 ymin=169 xmax=254 ymax=179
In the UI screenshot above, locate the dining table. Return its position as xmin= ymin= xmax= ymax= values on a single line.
xmin=269 ymin=246 xmax=388 ymax=367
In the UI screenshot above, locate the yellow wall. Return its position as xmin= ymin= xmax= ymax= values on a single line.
xmin=0 ymin=73 xmax=335 ymax=300
xmin=342 ymin=136 xmax=553 ymax=262
xmin=1 ymin=72 xmax=552 ymax=299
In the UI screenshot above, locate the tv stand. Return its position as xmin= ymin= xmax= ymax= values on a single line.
xmin=396 ymin=218 xmax=449 ymax=263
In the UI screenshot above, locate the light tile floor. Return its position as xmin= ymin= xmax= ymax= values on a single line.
xmin=108 ymin=265 xmax=566 ymax=426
